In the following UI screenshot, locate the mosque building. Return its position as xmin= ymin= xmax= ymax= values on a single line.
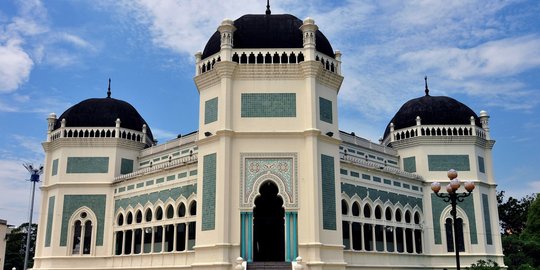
xmin=32 ymin=5 xmax=504 ymax=270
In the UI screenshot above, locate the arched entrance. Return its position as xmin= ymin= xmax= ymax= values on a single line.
xmin=253 ymin=181 xmax=285 ymax=261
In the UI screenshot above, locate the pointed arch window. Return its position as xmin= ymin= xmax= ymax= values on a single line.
xmin=445 ymin=217 xmax=465 ymax=252
xmin=70 ymin=210 xmax=96 ymax=255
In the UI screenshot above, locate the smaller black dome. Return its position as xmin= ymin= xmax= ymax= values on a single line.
xmin=54 ymin=97 xmax=154 ymax=143
xmin=201 ymin=14 xmax=335 ymax=59
xmin=383 ymin=94 xmax=480 ymax=139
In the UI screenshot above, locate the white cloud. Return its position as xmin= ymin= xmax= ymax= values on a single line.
xmin=151 ymin=127 xmax=178 ymax=142
xmin=0 ymin=39 xmax=34 ymax=92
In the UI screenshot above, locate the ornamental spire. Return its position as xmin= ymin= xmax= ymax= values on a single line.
xmin=107 ymin=78 xmax=111 ymax=98
xmin=266 ymin=0 xmax=271 ymax=15
xmin=424 ymin=76 xmax=429 ymax=96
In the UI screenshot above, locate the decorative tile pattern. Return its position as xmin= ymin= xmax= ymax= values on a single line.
xmin=45 ymin=196 xmax=55 ymax=247
xmin=482 ymin=194 xmax=492 ymax=245
xmin=240 ymin=153 xmax=298 ymax=208
xmin=204 ymin=97 xmax=218 ymax=124
xmin=60 ymin=194 xmax=106 ymax=246
xmin=66 ymin=157 xmax=109 ymax=173
xmin=403 ymin=156 xmax=416 ymax=173
xmin=431 ymin=193 xmax=477 ymax=245
xmin=319 ymin=97 xmax=333 ymax=123
xmin=478 ymin=156 xmax=485 ymax=173
xmin=202 ymin=153 xmax=217 ymax=231
xmin=341 ymin=183 xmax=423 ymax=210
xmin=241 ymin=93 xmax=296 ymax=117
xmin=428 ymin=155 xmax=470 ymax=171
xmin=51 ymin=159 xmax=58 ymax=176
xmin=120 ymin=158 xmax=134 ymax=175
xmin=114 ymin=184 xmax=197 ymax=210
xmin=321 ymin=154 xmax=337 ymax=230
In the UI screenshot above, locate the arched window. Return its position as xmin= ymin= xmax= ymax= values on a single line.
xmin=395 ymin=209 xmax=402 ymax=222
xmin=156 ymin=206 xmax=163 ymax=220
xmin=126 ymin=211 xmax=133 ymax=224
xmin=385 ymin=207 xmax=392 ymax=221
xmin=352 ymin=202 xmax=360 ymax=216
xmin=166 ymin=204 xmax=174 ymax=219
xmin=363 ymin=204 xmax=371 ymax=218
xmin=117 ymin=213 xmax=124 ymax=226
xmin=414 ymin=212 xmax=420 ymax=224
xmin=145 ymin=208 xmax=152 ymax=222
xmin=189 ymin=201 xmax=197 ymax=216
xmin=178 ymin=203 xmax=186 ymax=217
xmin=341 ymin=200 xmax=348 ymax=215
xmin=405 ymin=210 xmax=411 ymax=223
xmin=445 ymin=217 xmax=465 ymax=252
xmin=375 ymin=206 xmax=382 ymax=219
xmin=136 ymin=210 xmax=142 ymax=223
xmin=70 ymin=209 xmax=95 ymax=255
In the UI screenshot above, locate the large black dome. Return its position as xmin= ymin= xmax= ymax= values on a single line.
xmin=54 ymin=97 xmax=154 ymax=142
xmin=383 ymin=94 xmax=481 ymax=139
xmin=201 ymin=14 xmax=335 ymax=59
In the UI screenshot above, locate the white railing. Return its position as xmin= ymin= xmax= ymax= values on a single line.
xmin=198 ymin=49 xmax=340 ymax=75
xmin=114 ymin=154 xmax=198 ymax=182
xmin=140 ymin=132 xmax=198 ymax=157
xmin=49 ymin=126 xmax=151 ymax=145
xmin=340 ymin=131 xmax=397 ymax=155
xmin=341 ymin=153 xmax=422 ymax=180
xmin=384 ymin=124 xmax=487 ymax=145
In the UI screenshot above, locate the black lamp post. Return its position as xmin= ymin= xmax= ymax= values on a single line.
xmin=23 ymin=163 xmax=43 ymax=270
xmin=431 ymin=169 xmax=475 ymax=270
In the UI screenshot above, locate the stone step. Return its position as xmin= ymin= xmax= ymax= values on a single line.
xmin=247 ymin=261 xmax=291 ymax=270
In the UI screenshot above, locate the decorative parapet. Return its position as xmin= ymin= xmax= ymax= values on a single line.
xmin=114 ymin=154 xmax=198 ymax=183
xmin=341 ymin=153 xmax=422 ymax=180
xmin=197 ymin=49 xmax=340 ymax=76
xmin=48 ymin=126 xmax=153 ymax=146
xmin=383 ymin=124 xmax=488 ymax=145
xmin=139 ymin=132 xmax=198 ymax=157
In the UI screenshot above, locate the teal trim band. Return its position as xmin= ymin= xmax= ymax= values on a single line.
xmin=292 ymin=212 xmax=297 ymax=259
xmin=45 ymin=196 xmax=55 ymax=247
xmin=247 ymin=212 xmax=253 ymax=262
xmin=482 ymin=194 xmax=493 ymax=245
xmin=241 ymin=213 xmax=246 ymax=259
xmin=285 ymin=212 xmax=291 ymax=262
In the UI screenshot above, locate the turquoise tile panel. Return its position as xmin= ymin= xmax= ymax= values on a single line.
xmin=478 ymin=156 xmax=485 ymax=173
xmin=340 ymin=169 xmax=348 ymax=175
xmin=321 ymin=154 xmax=336 ymax=230
xmin=190 ymin=170 xmax=197 ymax=176
xmin=136 ymin=182 xmax=144 ymax=188
xmin=66 ymin=157 xmax=109 ymax=173
xmin=350 ymin=171 xmax=359 ymax=178
xmin=156 ymin=177 xmax=164 ymax=184
xmin=45 ymin=196 xmax=55 ymax=247
xmin=178 ymin=172 xmax=187 ymax=178
xmin=319 ymin=97 xmax=333 ymax=123
xmin=167 ymin=175 xmax=175 ymax=181
xmin=204 ymin=97 xmax=218 ymax=124
xmin=362 ymin=174 xmax=371 ymax=180
xmin=403 ymin=156 xmax=416 ymax=173
xmin=241 ymin=93 xmax=296 ymax=117
xmin=373 ymin=176 xmax=381 ymax=183
xmin=114 ymin=184 xmax=197 ymax=211
xmin=431 ymin=193 xmax=477 ymax=245
xmin=202 ymin=153 xmax=217 ymax=230
xmin=482 ymin=194 xmax=493 ymax=245
xmin=146 ymin=180 xmax=154 ymax=186
xmin=127 ymin=185 xmax=134 ymax=190
xmin=60 ymin=194 xmax=106 ymax=246
xmin=428 ymin=155 xmax=470 ymax=171
xmin=120 ymin=158 xmax=134 ymax=175
xmin=51 ymin=159 xmax=58 ymax=176
xmin=341 ymin=183 xmax=423 ymax=210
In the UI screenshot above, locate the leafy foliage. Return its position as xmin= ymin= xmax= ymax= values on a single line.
xmin=498 ymin=192 xmax=540 ymax=270
xmin=467 ymin=259 xmax=501 ymax=270
xmin=497 ymin=191 xmax=536 ymax=235
xmin=4 ymin=223 xmax=37 ymax=270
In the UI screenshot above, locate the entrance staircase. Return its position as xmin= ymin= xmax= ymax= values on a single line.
xmin=247 ymin=261 xmax=292 ymax=270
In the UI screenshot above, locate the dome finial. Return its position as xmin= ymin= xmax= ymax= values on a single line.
xmin=266 ymin=0 xmax=271 ymax=15
xmin=424 ymin=76 xmax=429 ymax=96
xmin=107 ymin=78 xmax=111 ymax=98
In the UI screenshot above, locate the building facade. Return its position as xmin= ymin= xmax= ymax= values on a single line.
xmin=33 ymin=9 xmax=503 ymax=270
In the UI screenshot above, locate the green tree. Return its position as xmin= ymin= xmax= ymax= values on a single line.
xmin=4 ymin=223 xmax=37 ymax=270
xmin=467 ymin=259 xmax=501 ymax=270
xmin=497 ymin=191 xmax=536 ymax=235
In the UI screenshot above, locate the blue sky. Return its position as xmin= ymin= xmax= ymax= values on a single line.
xmin=0 ymin=0 xmax=539 ymax=226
